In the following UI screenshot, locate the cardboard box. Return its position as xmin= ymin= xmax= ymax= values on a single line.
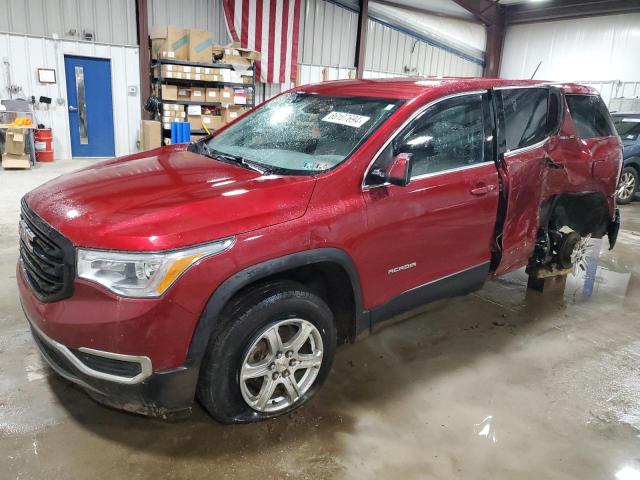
xmin=190 ymin=88 xmax=205 ymax=102
xmin=161 ymin=84 xmax=178 ymax=101
xmin=187 ymin=105 xmax=202 ymax=116
xmin=224 ymin=55 xmax=251 ymax=67
xmin=220 ymin=69 xmax=232 ymax=82
xmin=202 ymin=114 xmax=224 ymax=130
xmin=5 ymin=128 xmax=26 ymax=155
xmin=177 ymin=88 xmax=191 ymax=100
xmin=189 ymin=29 xmax=214 ymax=63
xmin=150 ymin=25 xmax=188 ymax=60
xmin=241 ymin=49 xmax=261 ymax=61
xmin=205 ymin=88 xmax=220 ymax=102
xmin=188 ymin=116 xmax=203 ymax=131
xmin=220 ymin=86 xmax=234 ymax=105
xmin=140 ymin=120 xmax=162 ymax=151
xmin=223 ymin=106 xmax=244 ymax=123
xmin=2 ymin=153 xmax=31 ymax=169
xmin=163 ymin=103 xmax=182 ymax=112
xmin=233 ymin=88 xmax=247 ymax=105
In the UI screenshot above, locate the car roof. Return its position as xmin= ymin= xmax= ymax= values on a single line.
xmin=293 ymin=77 xmax=598 ymax=100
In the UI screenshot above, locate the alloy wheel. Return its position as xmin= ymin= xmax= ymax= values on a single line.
xmin=570 ymin=234 xmax=591 ymax=274
xmin=240 ymin=318 xmax=323 ymax=413
xmin=617 ymin=171 xmax=636 ymax=201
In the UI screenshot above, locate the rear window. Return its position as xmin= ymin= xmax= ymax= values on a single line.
xmin=566 ymin=95 xmax=616 ymax=138
xmin=498 ymin=88 xmax=549 ymax=152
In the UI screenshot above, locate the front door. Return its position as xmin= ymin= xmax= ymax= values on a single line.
xmin=64 ymin=55 xmax=115 ymax=157
xmin=358 ymin=91 xmax=500 ymax=310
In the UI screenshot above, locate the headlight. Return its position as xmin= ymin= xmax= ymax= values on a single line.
xmin=77 ymin=237 xmax=234 ymax=298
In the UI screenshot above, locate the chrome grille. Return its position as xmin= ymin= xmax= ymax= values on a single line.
xmin=19 ymin=200 xmax=75 ymax=302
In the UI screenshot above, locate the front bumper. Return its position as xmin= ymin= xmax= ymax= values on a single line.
xmin=26 ymin=310 xmax=198 ymax=418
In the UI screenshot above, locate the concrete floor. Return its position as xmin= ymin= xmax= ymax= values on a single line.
xmin=1 ymin=159 xmax=640 ymax=479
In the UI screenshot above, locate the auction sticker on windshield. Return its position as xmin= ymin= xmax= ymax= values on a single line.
xmin=321 ymin=111 xmax=370 ymax=128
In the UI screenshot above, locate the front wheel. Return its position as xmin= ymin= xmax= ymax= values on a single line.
xmin=617 ymin=166 xmax=638 ymax=204
xmin=197 ymin=281 xmax=336 ymax=423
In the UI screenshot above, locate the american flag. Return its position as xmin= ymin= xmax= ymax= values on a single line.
xmin=222 ymin=0 xmax=301 ymax=83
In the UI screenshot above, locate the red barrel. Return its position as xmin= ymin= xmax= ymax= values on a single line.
xmin=34 ymin=128 xmax=54 ymax=162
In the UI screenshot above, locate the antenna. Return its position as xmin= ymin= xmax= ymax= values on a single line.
xmin=530 ymin=61 xmax=542 ymax=80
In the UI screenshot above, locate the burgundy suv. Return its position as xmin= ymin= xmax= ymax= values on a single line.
xmin=18 ymin=78 xmax=622 ymax=423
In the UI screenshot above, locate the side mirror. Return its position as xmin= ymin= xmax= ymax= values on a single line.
xmin=386 ymin=153 xmax=412 ymax=186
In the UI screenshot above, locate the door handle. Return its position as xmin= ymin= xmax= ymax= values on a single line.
xmin=470 ymin=184 xmax=497 ymax=196
xmin=69 ymin=105 xmax=78 ymax=112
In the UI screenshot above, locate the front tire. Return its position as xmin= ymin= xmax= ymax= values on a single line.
xmin=617 ymin=166 xmax=638 ymax=205
xmin=197 ymin=281 xmax=336 ymax=424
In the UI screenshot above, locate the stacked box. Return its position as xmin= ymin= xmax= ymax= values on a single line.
xmin=150 ymin=26 xmax=189 ymax=60
xmin=162 ymin=104 xmax=186 ymax=130
xmin=189 ymin=29 xmax=214 ymax=63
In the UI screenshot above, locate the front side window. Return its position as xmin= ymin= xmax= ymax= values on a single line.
xmin=566 ymin=94 xmax=616 ymax=139
xmin=396 ymin=95 xmax=485 ymax=178
xmin=366 ymin=94 xmax=487 ymax=184
xmin=498 ymin=88 xmax=549 ymax=152
xmin=206 ymin=93 xmax=402 ymax=173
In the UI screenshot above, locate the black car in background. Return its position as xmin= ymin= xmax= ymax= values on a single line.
xmin=613 ymin=113 xmax=640 ymax=204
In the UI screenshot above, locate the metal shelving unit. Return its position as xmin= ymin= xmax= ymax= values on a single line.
xmin=151 ymin=56 xmax=256 ymax=143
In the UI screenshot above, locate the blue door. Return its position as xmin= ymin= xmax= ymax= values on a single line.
xmin=64 ymin=55 xmax=115 ymax=157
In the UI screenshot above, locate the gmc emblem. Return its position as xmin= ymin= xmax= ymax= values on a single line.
xmin=19 ymin=220 xmax=35 ymax=253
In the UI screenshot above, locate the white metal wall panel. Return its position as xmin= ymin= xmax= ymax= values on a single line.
xmin=299 ymin=0 xmax=358 ymax=67
xmin=365 ymin=18 xmax=482 ymax=77
xmin=0 ymin=32 xmax=141 ymax=159
xmin=1 ymin=0 xmax=136 ymax=45
xmin=369 ymin=1 xmax=485 ymax=60
xmin=501 ymin=13 xmax=640 ymax=82
xmin=148 ymin=0 xmax=230 ymax=44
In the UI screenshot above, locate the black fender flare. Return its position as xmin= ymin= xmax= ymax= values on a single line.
xmin=184 ymin=248 xmax=365 ymax=367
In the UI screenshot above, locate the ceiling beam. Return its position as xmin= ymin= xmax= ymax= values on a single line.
xmin=506 ymin=0 xmax=640 ymax=24
xmin=355 ymin=0 xmax=369 ymax=79
xmin=136 ymin=0 xmax=150 ymax=120
xmin=452 ymin=0 xmax=505 ymax=78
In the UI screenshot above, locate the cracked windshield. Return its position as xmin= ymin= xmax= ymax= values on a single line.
xmin=206 ymin=92 xmax=402 ymax=173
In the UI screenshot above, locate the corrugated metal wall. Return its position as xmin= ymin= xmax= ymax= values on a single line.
xmin=0 ymin=0 xmax=137 ymax=45
xmin=298 ymin=0 xmax=482 ymax=77
xmin=299 ymin=0 xmax=358 ymax=67
xmin=0 ymin=32 xmax=141 ymax=159
xmin=147 ymin=0 xmax=230 ymax=44
xmin=365 ymin=18 xmax=483 ymax=77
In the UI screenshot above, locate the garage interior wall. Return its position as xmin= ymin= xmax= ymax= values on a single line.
xmin=0 ymin=33 xmax=141 ymax=159
xmin=0 ymin=0 xmax=137 ymax=44
xmin=500 ymin=13 xmax=640 ymax=104
xmin=0 ymin=0 xmax=140 ymax=159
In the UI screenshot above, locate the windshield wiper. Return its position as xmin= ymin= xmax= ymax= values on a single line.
xmin=201 ymin=144 xmax=269 ymax=174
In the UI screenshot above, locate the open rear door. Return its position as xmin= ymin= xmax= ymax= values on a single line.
xmin=493 ymin=86 xmax=563 ymax=275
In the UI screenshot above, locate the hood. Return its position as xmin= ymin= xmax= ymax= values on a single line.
xmin=26 ymin=147 xmax=316 ymax=250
